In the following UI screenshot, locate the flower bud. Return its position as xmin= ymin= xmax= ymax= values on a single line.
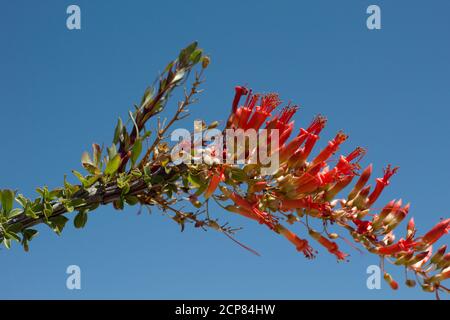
xmin=372 ymin=199 xmax=398 ymax=230
xmin=394 ymin=252 xmax=414 ymax=265
xmin=207 ymin=121 xmax=219 ymax=129
xmin=421 ymin=284 xmax=435 ymax=292
xmin=350 ymin=185 xmax=371 ymax=209
xmin=421 ymin=218 xmax=450 ymax=246
xmin=324 ymin=175 xmax=353 ymax=202
xmin=436 ymin=253 xmax=450 ymax=269
xmin=406 ymin=251 xmax=430 ymax=267
xmin=384 ymin=272 xmax=399 ymax=290
xmin=431 ymin=245 xmax=447 ymax=264
xmin=405 ymin=279 xmax=416 ymax=287
xmin=406 ymin=217 xmax=415 ymax=239
xmin=202 ymin=56 xmax=210 ymax=69
xmin=348 ymin=164 xmax=372 ymax=200
xmin=433 ymin=266 xmax=450 ymax=282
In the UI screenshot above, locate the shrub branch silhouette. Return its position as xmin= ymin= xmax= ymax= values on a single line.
xmin=0 ymin=42 xmax=448 ymax=297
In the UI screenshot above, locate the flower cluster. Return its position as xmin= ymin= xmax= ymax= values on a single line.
xmin=201 ymin=85 xmax=449 ymax=295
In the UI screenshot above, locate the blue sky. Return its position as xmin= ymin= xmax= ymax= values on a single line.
xmin=0 ymin=0 xmax=449 ymax=299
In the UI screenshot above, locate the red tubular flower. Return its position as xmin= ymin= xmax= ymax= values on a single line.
xmin=237 ymin=93 xmax=260 ymax=129
xmin=275 ymin=106 xmax=297 ymax=130
xmin=353 ymin=219 xmax=372 ymax=234
xmin=279 ymin=129 xmax=309 ymax=163
xmin=377 ymin=238 xmax=416 ymax=255
xmin=385 ymin=203 xmax=410 ymax=231
xmin=410 ymin=249 xmax=433 ymax=270
xmin=204 ymin=168 xmax=225 ymax=199
xmin=294 ymin=163 xmax=325 ymax=193
xmin=279 ymin=197 xmax=325 ymax=212
xmin=405 ymin=217 xmax=416 ymax=241
xmin=279 ymin=121 xmax=294 ymax=146
xmin=310 ymin=131 xmax=348 ymax=167
xmin=431 ymin=244 xmax=447 ymax=264
xmin=245 ymin=93 xmax=281 ymax=130
xmin=295 ymin=177 xmax=322 ymax=194
xmin=232 ymin=86 xmax=248 ymax=113
xmin=279 ymin=198 xmax=309 ymax=210
xmin=350 ymin=185 xmax=371 ymax=209
xmin=324 ymin=175 xmax=354 ymax=201
xmin=367 ymin=165 xmax=399 ymax=206
xmin=372 ymin=199 xmax=399 ymax=229
xmin=250 ymin=181 xmax=268 ymax=193
xmin=306 ymin=115 xmax=327 ymax=135
xmin=280 ymin=116 xmax=327 ymax=163
xmin=420 ymin=218 xmax=450 ymax=246
xmin=345 ymin=147 xmax=366 ymax=163
xmin=223 ymin=189 xmax=276 ymax=229
xmin=225 ymin=205 xmax=260 ymax=222
xmin=290 ymin=133 xmax=319 ymax=168
xmin=275 ymin=224 xmax=315 ymax=258
xmin=433 ymin=266 xmax=450 ymax=282
xmin=348 ymin=164 xmax=373 ymax=200
xmin=309 ymin=229 xmax=348 ymax=260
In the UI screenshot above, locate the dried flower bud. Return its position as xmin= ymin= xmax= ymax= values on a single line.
xmin=202 ymin=55 xmax=210 ymax=69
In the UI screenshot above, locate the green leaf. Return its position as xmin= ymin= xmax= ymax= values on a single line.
xmin=113 ymin=117 xmax=123 ymax=144
xmin=1 ymin=189 xmax=15 ymax=214
xmin=43 ymin=202 xmax=53 ymax=218
xmin=21 ymin=228 xmax=38 ymax=252
xmin=140 ymin=87 xmax=154 ymax=108
xmin=74 ymin=210 xmax=88 ymax=229
xmin=105 ymin=154 xmax=121 ymax=175
xmin=5 ymin=230 xmax=20 ymax=242
xmin=3 ymin=238 xmax=11 ymax=249
xmin=84 ymin=175 xmax=101 ymax=188
xmin=7 ymin=208 xmax=22 ymax=219
xmin=229 ymin=167 xmax=248 ymax=183
xmin=124 ymin=195 xmax=139 ymax=206
xmin=23 ymin=229 xmax=38 ymax=240
xmin=72 ymin=170 xmax=88 ymax=186
xmin=24 ymin=205 xmax=39 ymax=219
xmin=48 ymin=215 xmax=69 ymax=235
xmin=107 ymin=144 xmax=117 ymax=160
xmin=179 ymin=41 xmax=198 ymax=65
xmin=48 ymin=188 xmax=63 ymax=200
xmin=131 ymin=138 xmax=142 ymax=166
xmin=188 ymin=173 xmax=202 ymax=188
xmin=189 ymin=49 xmax=203 ymax=64
xmin=15 ymin=194 xmax=29 ymax=208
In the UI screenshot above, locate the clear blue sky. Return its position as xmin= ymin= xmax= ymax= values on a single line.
xmin=0 ymin=0 xmax=449 ymax=299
